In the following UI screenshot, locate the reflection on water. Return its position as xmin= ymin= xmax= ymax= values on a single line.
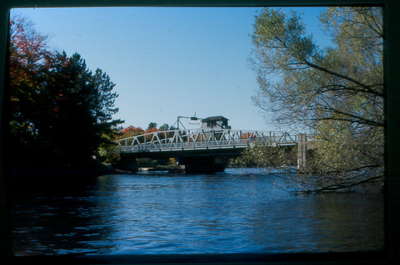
xmin=12 ymin=168 xmax=383 ymax=255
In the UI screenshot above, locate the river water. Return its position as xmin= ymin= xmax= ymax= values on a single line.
xmin=12 ymin=168 xmax=383 ymax=256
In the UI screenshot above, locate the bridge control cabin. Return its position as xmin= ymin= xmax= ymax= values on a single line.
xmin=201 ymin=116 xmax=231 ymax=130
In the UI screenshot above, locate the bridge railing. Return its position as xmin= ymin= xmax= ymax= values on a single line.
xmin=116 ymin=129 xmax=303 ymax=153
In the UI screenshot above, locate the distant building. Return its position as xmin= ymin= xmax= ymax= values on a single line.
xmin=201 ymin=116 xmax=231 ymax=129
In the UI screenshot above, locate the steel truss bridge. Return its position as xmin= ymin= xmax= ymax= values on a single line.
xmin=117 ymin=129 xmax=300 ymax=154
xmin=116 ymin=129 xmax=312 ymax=173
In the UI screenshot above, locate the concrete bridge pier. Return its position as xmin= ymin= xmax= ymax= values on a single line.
xmin=297 ymin=133 xmax=307 ymax=172
xmin=179 ymin=156 xmax=229 ymax=174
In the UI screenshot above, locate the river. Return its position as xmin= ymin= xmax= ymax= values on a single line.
xmin=12 ymin=168 xmax=383 ymax=256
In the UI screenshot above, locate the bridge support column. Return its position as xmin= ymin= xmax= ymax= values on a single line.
xmin=180 ymin=156 xmax=228 ymax=174
xmin=297 ymin=133 xmax=307 ymax=172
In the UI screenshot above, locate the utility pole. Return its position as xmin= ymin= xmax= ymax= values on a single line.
xmin=176 ymin=114 xmax=200 ymax=130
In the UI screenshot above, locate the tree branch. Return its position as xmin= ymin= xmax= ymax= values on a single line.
xmin=304 ymin=59 xmax=383 ymax=97
xmin=316 ymin=84 xmax=383 ymax=98
xmin=297 ymin=175 xmax=383 ymax=194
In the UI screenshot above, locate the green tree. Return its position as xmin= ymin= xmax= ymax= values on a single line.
xmin=159 ymin=123 xmax=169 ymax=131
xmin=147 ymin=122 xmax=157 ymax=130
xmin=230 ymin=145 xmax=296 ymax=168
xmin=251 ymin=7 xmax=383 ymax=191
xmin=8 ymin=16 xmax=123 ymax=173
xmin=41 ymin=52 xmax=123 ymax=167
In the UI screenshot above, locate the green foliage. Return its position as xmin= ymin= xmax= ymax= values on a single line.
xmin=229 ymin=145 xmax=297 ymax=168
xmin=159 ymin=123 xmax=169 ymax=131
xmin=9 ymin=17 xmax=123 ymax=171
xmin=251 ymin=7 xmax=383 ymax=187
xmin=147 ymin=122 xmax=157 ymax=130
xmin=97 ymin=142 xmax=120 ymax=165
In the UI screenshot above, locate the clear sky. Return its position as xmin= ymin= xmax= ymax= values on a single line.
xmin=12 ymin=7 xmax=330 ymax=131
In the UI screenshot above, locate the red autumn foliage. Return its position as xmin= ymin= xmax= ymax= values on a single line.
xmin=121 ymin=126 xmax=143 ymax=134
xmin=9 ymin=16 xmax=51 ymax=70
xmin=145 ymin=127 xmax=159 ymax=134
xmin=240 ymin=133 xmax=256 ymax=139
xmin=117 ymin=126 xmax=145 ymax=139
xmin=117 ymin=126 xmax=161 ymax=141
xmin=9 ymin=16 xmax=54 ymax=108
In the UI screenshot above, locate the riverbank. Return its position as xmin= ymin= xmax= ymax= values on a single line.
xmin=5 ymin=162 xmax=116 ymax=197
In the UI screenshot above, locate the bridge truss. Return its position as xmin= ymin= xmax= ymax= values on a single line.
xmin=117 ymin=129 xmax=300 ymax=154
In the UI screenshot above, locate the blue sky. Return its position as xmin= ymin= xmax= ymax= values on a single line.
xmin=12 ymin=7 xmax=330 ymax=131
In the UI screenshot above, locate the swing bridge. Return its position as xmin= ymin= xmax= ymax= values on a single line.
xmin=116 ymin=129 xmax=312 ymax=173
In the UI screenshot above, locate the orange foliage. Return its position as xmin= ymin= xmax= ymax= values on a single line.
xmin=9 ymin=16 xmax=52 ymax=97
xmin=240 ymin=133 xmax=256 ymax=139
xmin=145 ymin=127 xmax=159 ymax=134
xmin=240 ymin=133 xmax=251 ymax=139
xmin=118 ymin=126 xmax=145 ymax=139
xmin=144 ymin=127 xmax=159 ymax=141
xmin=117 ymin=126 xmax=161 ymax=140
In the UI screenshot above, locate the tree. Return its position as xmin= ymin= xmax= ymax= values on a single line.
xmin=145 ymin=127 xmax=158 ymax=134
xmin=251 ymin=7 xmax=383 ymax=191
xmin=8 ymin=16 xmax=51 ymax=147
xmin=229 ymin=145 xmax=296 ymax=168
xmin=159 ymin=123 xmax=169 ymax=131
xmin=147 ymin=122 xmax=157 ymax=130
xmin=40 ymin=52 xmax=123 ymax=166
xmin=118 ymin=126 xmax=145 ymax=139
xmin=8 ymin=16 xmax=123 ymax=172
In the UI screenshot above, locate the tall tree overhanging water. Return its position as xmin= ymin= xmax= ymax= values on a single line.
xmin=250 ymin=7 xmax=383 ymax=192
